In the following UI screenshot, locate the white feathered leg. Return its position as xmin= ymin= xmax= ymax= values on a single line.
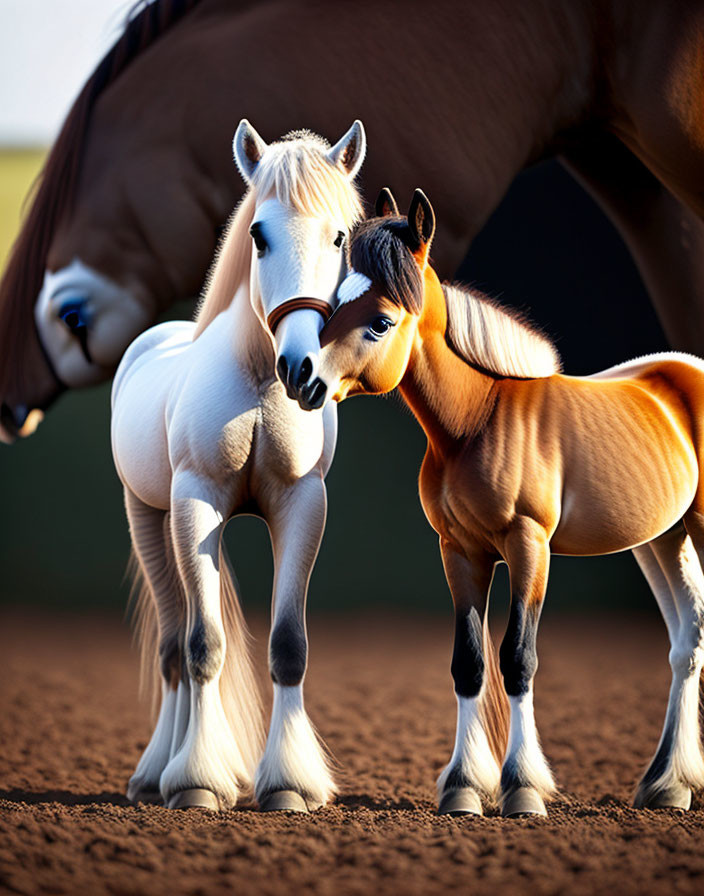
xmin=159 ymin=472 xmax=250 ymax=810
xmin=124 ymin=490 xmax=186 ymax=803
xmin=256 ymin=472 xmax=335 ymax=811
xmin=633 ymin=526 xmax=704 ymax=809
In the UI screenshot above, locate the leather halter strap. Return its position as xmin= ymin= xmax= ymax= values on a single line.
xmin=266 ymin=297 xmax=333 ymax=335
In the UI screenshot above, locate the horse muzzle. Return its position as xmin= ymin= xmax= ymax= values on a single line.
xmin=0 ymin=403 xmax=45 ymax=443
xmin=269 ymin=297 xmax=333 ymax=403
xmin=296 ymin=377 xmax=328 ymax=411
xmin=266 ymin=297 xmax=333 ymax=336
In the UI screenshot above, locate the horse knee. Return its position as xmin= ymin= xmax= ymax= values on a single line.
xmin=669 ymin=640 xmax=703 ymax=677
xmin=269 ymin=616 xmax=307 ymax=686
xmin=186 ymin=617 xmax=224 ymax=684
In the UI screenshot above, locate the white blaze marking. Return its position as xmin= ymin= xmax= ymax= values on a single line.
xmin=337 ymin=270 xmax=372 ymax=305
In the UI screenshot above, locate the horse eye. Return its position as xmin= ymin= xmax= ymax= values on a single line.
xmin=250 ymin=224 xmax=268 ymax=257
xmin=333 ymin=231 xmax=345 ymax=248
xmin=59 ymin=301 xmax=87 ymax=333
xmin=369 ymin=316 xmax=393 ymax=337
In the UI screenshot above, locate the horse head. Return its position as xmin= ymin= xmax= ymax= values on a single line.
xmin=232 ymin=119 xmax=366 ymax=403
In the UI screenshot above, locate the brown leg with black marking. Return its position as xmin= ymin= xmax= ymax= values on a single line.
xmin=499 ymin=518 xmax=555 ymax=817
xmin=437 ymin=541 xmax=505 ymax=816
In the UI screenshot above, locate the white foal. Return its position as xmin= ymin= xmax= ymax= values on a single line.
xmin=112 ymin=119 xmax=365 ymax=811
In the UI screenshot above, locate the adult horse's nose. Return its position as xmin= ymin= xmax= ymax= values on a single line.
xmin=0 ymin=402 xmax=44 ymax=442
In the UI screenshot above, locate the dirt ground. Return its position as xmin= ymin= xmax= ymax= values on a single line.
xmin=2 ymin=608 xmax=704 ymax=896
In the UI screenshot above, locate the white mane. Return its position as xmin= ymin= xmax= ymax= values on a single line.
xmin=443 ymin=283 xmax=561 ymax=379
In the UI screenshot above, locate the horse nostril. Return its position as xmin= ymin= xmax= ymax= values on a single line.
xmin=0 ymin=403 xmax=29 ymax=435
xmin=308 ymin=380 xmax=327 ymax=408
xmin=299 ymin=378 xmax=327 ymax=411
xmin=276 ymin=355 xmax=289 ymax=386
xmin=297 ymin=356 xmax=313 ymax=387
xmin=0 ymin=403 xmax=15 ymax=429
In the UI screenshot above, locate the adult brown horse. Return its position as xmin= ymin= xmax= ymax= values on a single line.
xmin=2 ymin=0 xmax=704 ymax=441
xmin=296 ymin=188 xmax=704 ymax=817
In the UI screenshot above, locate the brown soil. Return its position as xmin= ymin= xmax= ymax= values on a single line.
xmin=2 ymin=609 xmax=704 ymax=896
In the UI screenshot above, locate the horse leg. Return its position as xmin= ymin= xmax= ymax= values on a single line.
xmin=159 ymin=471 xmax=254 ymax=810
xmin=436 ymin=541 xmax=506 ymax=816
xmin=498 ymin=518 xmax=555 ymax=817
xmin=255 ymin=472 xmax=333 ymax=813
xmin=632 ymin=521 xmax=704 ymax=809
xmin=562 ymin=132 xmax=704 ymax=354
xmin=123 ymin=488 xmax=185 ymax=804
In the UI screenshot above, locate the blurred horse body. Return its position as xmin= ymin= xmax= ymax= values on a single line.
xmin=2 ymin=0 xmax=704 ymax=439
xmin=111 ymin=121 xmax=365 ymax=811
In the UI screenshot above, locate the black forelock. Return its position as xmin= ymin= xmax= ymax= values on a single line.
xmin=348 ymin=217 xmax=423 ymax=314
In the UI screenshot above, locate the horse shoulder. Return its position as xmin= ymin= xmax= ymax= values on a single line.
xmin=111 ymin=320 xmax=194 ymax=408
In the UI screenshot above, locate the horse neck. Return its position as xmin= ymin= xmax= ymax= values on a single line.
xmin=64 ymin=0 xmax=600 ymax=288
xmin=49 ymin=119 xmax=234 ymax=315
xmin=398 ymin=267 xmax=497 ymax=449
xmin=224 ymin=281 xmax=275 ymax=379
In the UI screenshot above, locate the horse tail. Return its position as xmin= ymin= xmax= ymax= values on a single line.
xmin=126 ymin=547 xmax=160 ymax=719
xmin=480 ymin=614 xmax=510 ymax=768
xmin=218 ymin=540 xmax=265 ymax=788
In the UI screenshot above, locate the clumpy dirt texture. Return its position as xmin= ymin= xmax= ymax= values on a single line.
xmin=2 ymin=609 xmax=704 ymax=895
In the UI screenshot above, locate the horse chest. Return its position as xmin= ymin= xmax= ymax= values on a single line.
xmin=419 ymin=449 xmax=485 ymax=546
xmin=251 ymin=387 xmax=327 ymax=484
xmin=419 ymin=439 xmax=534 ymax=553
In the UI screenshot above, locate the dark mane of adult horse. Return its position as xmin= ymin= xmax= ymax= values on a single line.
xmin=2 ymin=0 xmax=704 ymax=434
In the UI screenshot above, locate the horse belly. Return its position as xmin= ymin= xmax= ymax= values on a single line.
xmin=552 ymin=434 xmax=698 ymax=556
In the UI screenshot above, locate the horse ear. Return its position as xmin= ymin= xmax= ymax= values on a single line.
xmin=375 ymin=187 xmax=399 ymax=218
xmin=327 ymin=120 xmax=366 ymax=179
xmin=233 ymin=119 xmax=268 ymax=184
xmin=407 ymin=189 xmax=436 ymax=254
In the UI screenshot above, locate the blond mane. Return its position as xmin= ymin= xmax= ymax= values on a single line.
xmin=194 ymin=131 xmax=364 ymax=337
xmin=443 ymin=283 xmax=561 ymax=378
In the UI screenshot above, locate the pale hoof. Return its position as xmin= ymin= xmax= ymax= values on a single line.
xmin=502 ymin=786 xmax=547 ymax=818
xmin=638 ymin=783 xmax=691 ymax=811
xmin=438 ymin=787 xmax=483 ymax=817
xmin=259 ymin=789 xmax=309 ymax=813
xmin=166 ymin=788 xmax=220 ymax=811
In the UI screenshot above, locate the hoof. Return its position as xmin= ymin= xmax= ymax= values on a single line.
xmin=638 ymin=783 xmax=692 ymax=811
xmin=166 ymin=788 xmax=220 ymax=811
xmin=259 ymin=789 xmax=309 ymax=813
xmin=502 ymin=787 xmax=547 ymax=818
xmin=438 ymin=787 xmax=483 ymax=817
xmin=127 ymin=788 xmax=163 ymax=805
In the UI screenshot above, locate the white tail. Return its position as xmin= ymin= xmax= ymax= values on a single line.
xmin=217 ymin=540 xmax=265 ymax=786
xmin=127 ymin=548 xmax=160 ymax=716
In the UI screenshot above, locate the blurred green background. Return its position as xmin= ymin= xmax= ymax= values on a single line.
xmin=0 ymin=151 xmax=666 ymax=617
